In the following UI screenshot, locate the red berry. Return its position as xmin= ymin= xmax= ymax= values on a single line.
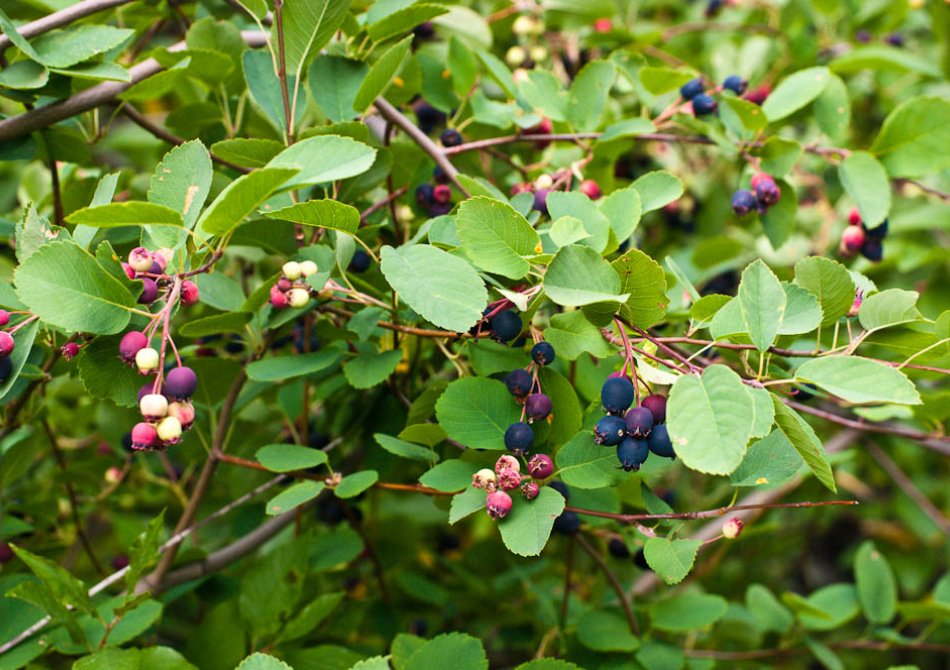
xmin=131 ymin=422 xmax=160 ymax=450
xmin=0 ymin=310 xmax=8 ymax=327
xmin=486 ymin=490 xmax=513 ymax=520
xmin=593 ymin=18 xmax=612 ymax=32
xmin=848 ymin=207 xmax=862 ymax=226
xmin=121 ymin=263 xmax=135 ymax=280
xmin=180 ymin=280 xmax=199 ymax=306
xmin=528 ymin=117 xmax=553 ymax=149
xmin=432 ymin=184 xmax=452 ymax=204
xmin=0 ymin=331 xmax=14 ymax=358
xmin=579 ymin=179 xmax=602 ymax=200
xmin=61 ymin=342 xmax=80 ymax=361
xmin=270 ymin=284 xmax=289 ymax=309
xmin=840 ymin=225 xmax=866 ymax=254
xmin=641 ymin=394 xmax=667 ymax=424
xmin=744 ymin=84 xmax=770 ymax=105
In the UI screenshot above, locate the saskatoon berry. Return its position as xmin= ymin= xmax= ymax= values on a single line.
xmin=138 ymin=278 xmax=159 ymax=304
xmin=633 ymin=548 xmax=650 ymax=570
xmin=532 ymin=188 xmax=550 ymax=215
xmin=616 ymin=437 xmax=650 ymax=472
xmin=140 ymin=393 xmax=169 ymax=421
xmin=472 ymin=468 xmax=497 ymax=490
xmin=287 ymin=288 xmax=310 ymax=308
xmin=413 ymin=101 xmax=446 ymax=135
xmin=723 ymin=75 xmax=748 ymax=95
xmin=490 ymin=310 xmax=523 ymax=342
xmin=0 ymin=356 xmax=12 ymax=384
xmin=751 ymin=173 xmax=781 ymax=206
xmin=111 ymin=555 xmax=130 ymax=570
xmin=528 ymin=453 xmax=555 ymax=479
xmin=432 ymin=166 xmax=449 ymax=184
xmin=497 ymin=468 xmax=522 ymax=491
xmin=270 ymin=285 xmax=289 ymax=309
xmin=553 ymin=510 xmax=581 ymax=535
xmin=885 ymin=32 xmax=904 ymax=47
xmin=731 ymin=190 xmax=757 ymax=217
xmin=131 ymin=422 xmax=159 ymax=450
xmin=349 ymin=250 xmax=372 ymax=273
xmin=601 ymin=376 xmax=634 ymax=415
xmin=0 ymin=331 xmax=14 ymax=358
xmin=432 ymin=184 xmax=452 ymax=205
xmin=525 ymin=393 xmax=552 ymax=421
xmin=529 ymin=117 xmax=553 ymax=150
xmin=0 ymin=310 xmax=8 ymax=327
xmin=504 ymin=422 xmax=534 ymax=454
xmin=691 ymin=93 xmax=718 ymax=116
xmin=505 ymin=368 xmax=533 ymax=397
xmin=861 ymin=239 xmax=883 ymax=262
xmin=705 ymin=0 xmax=724 ymax=17
xmin=299 ymin=260 xmax=318 ymax=277
xmin=647 ymin=424 xmax=675 ymax=458
xmin=625 ymin=406 xmax=654 ymax=438
xmin=744 ymin=84 xmax=770 ymax=105
xmin=521 ymin=480 xmax=540 ymax=500
xmin=548 ymin=480 xmax=570 ymax=500
xmin=486 ymin=490 xmax=513 ymax=520
xmin=790 ymin=384 xmax=816 ymax=402
xmin=531 ymin=341 xmax=556 ymax=366
xmin=608 ymin=537 xmax=631 ymax=559
xmin=165 ymin=367 xmax=198 ymax=399
xmin=180 ymin=280 xmax=200 ymax=306
xmin=149 ymin=261 xmax=163 ymax=275
xmin=840 ymin=225 xmax=866 ymax=254
xmin=594 ymin=415 xmax=627 ymax=446
xmin=495 ymin=454 xmax=521 ymax=475
xmin=440 ymin=129 xmax=463 ymax=147
xmin=848 ymin=207 xmax=863 ymax=226
xmin=428 ymin=201 xmax=453 ymax=217
xmin=168 ymin=401 xmax=195 ymax=430
xmin=135 ymin=348 xmax=160 ymax=375
xmin=641 ymin=394 xmax=667 ymax=424
xmin=119 ymin=332 xmax=148 ymax=365
xmin=415 ymin=183 xmax=435 ymax=206
xmin=863 ymin=219 xmax=889 ymax=240
xmin=157 ymin=416 xmax=183 ymax=444
xmin=282 ymin=261 xmax=303 ymax=280
xmin=679 ymin=78 xmax=705 ymax=100
xmin=0 ymin=543 xmax=13 ymax=563
xmin=579 ymin=179 xmax=602 ymax=200
xmin=128 ymin=247 xmax=153 ymax=273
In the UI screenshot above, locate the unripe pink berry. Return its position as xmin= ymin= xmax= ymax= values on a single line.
xmin=131 ymin=422 xmax=159 ymax=450
xmin=121 ymin=263 xmax=136 ymax=279
xmin=61 ymin=342 xmax=80 ymax=361
xmin=180 ymin=280 xmax=199 ymax=306
xmin=0 ymin=331 xmax=14 ymax=358
xmin=840 ymin=225 xmax=865 ymax=254
xmin=722 ymin=517 xmax=744 ymax=539
xmin=0 ymin=310 xmax=9 ymax=327
xmin=168 ymin=400 xmax=196 ymax=430
xmin=486 ymin=490 xmax=513 ymax=520
xmin=579 ymin=179 xmax=602 ymax=200
xmin=495 ymin=454 xmax=521 ymax=475
xmin=104 ymin=466 xmax=123 ymax=484
xmin=270 ymin=284 xmax=289 ymax=309
xmin=848 ymin=207 xmax=862 ymax=226
xmin=157 ymin=416 xmax=183 ymax=445
xmin=128 ymin=247 xmax=153 ymax=273
xmin=119 ymin=331 xmax=148 ymax=364
xmin=153 ymin=248 xmax=173 ymax=271
xmin=277 ymin=278 xmax=292 ymax=291
xmin=139 ymin=393 xmax=169 ymax=421
xmin=472 ymin=468 xmax=497 ymax=490
xmin=849 ymin=292 xmax=864 ymax=317
xmin=521 ymin=480 xmax=540 ymax=500
xmin=497 ymin=468 xmax=522 ymax=491
xmin=528 ymin=453 xmax=554 ymax=479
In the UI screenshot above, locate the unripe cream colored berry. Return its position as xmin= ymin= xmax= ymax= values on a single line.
xmin=282 ymin=261 xmax=302 ymax=280
xmin=529 ymin=45 xmax=548 ymax=62
xmin=299 ymin=260 xmax=318 ymax=277
xmin=139 ymin=393 xmax=169 ymax=421
xmin=505 ymin=45 xmax=527 ymax=67
xmin=396 ymin=204 xmax=415 ymax=222
xmin=472 ymin=468 xmax=497 ymax=490
xmin=104 ymin=467 xmax=123 ymax=485
xmin=512 ymin=14 xmax=542 ymax=37
xmin=287 ymin=288 xmax=310 ymax=308
xmin=722 ymin=517 xmax=744 ymax=539
xmin=135 ymin=347 xmax=160 ymax=374
xmin=534 ymin=174 xmax=554 ymax=190
xmin=157 ymin=416 xmax=183 ymax=444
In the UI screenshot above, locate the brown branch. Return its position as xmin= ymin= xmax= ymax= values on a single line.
xmin=786 ymin=399 xmax=950 ymax=449
xmin=566 ymin=499 xmax=857 ymax=524
xmin=320 ymin=305 xmax=460 ymax=339
xmin=272 ymin=0 xmax=293 ymax=144
xmin=0 ymin=0 xmax=135 ymax=51
xmin=575 ymin=534 xmax=639 ymax=636
xmin=867 ymin=442 xmax=950 ymax=536
xmin=360 ymin=185 xmax=408 ymax=223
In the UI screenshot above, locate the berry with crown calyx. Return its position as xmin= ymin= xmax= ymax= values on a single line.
xmin=486 ymin=490 xmax=513 ymax=519
xmin=165 ymin=366 xmax=198 ymax=399
xmin=135 ymin=347 xmax=160 ymax=375
xmin=156 ymin=416 xmax=183 ymax=445
xmin=119 ymin=331 xmax=148 ymax=365
xmin=167 ymin=400 xmax=195 ymax=431
xmin=0 ymin=331 xmax=14 ymax=358
xmin=472 ymin=468 xmax=497 ymax=491
xmin=527 ymin=453 xmax=554 ymax=479
xmin=525 ymin=393 xmax=552 ymax=421
xmin=180 ymin=280 xmax=200 ymax=306
xmin=139 ymin=393 xmax=168 ymax=422
xmin=128 ymin=247 xmax=153 ymax=273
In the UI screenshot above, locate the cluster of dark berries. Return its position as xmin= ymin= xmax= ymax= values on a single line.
xmin=593 ymin=375 xmax=672 ymax=471
xmin=0 ymin=310 xmax=15 ymax=384
xmin=731 ymin=172 xmax=782 ymax=218
xmin=415 ymin=170 xmax=454 ymax=218
xmin=502 ymin=341 xmax=557 ymax=454
xmin=122 ymin=247 xmax=199 ymax=307
xmin=840 ymin=208 xmax=887 ymax=262
xmin=269 ymin=260 xmax=319 ymax=309
xmin=472 ymin=453 xmax=555 ymax=520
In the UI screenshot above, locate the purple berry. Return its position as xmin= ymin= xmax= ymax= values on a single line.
xmin=641 ymin=394 xmax=667 ymax=424
xmin=723 ymin=75 xmax=747 ymax=95
xmin=691 ymin=94 xmax=718 ymax=116
xmin=617 ymin=437 xmax=650 ymax=472
xmin=731 ymin=189 xmax=757 ymax=217
xmin=0 ymin=543 xmax=13 ymax=563
xmin=533 ymin=188 xmax=550 ymax=215
xmin=490 ymin=310 xmax=522 ymax=342
xmin=525 ymin=393 xmax=552 ymax=421
xmin=531 ymin=341 xmax=555 ymax=366
xmin=61 ymin=342 xmax=80 ymax=361
xmin=601 ymin=376 xmax=634 ymax=415
xmin=165 ymin=366 xmax=198 ymax=399
xmin=647 ymin=424 xmax=675 ymax=458
xmin=505 ymin=369 xmax=533 ymax=397
xmin=625 ymin=406 xmax=654 ymax=437
xmin=528 ymin=453 xmax=554 ymax=479
xmin=679 ymin=78 xmax=705 ymax=100
xmin=440 ymin=128 xmax=463 ymax=147
xmin=138 ymin=278 xmax=158 ymax=304
xmin=119 ymin=331 xmax=148 ymax=364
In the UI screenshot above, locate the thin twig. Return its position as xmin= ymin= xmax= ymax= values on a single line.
xmin=0 ymin=0 xmax=135 ymax=51
xmin=575 ymin=534 xmax=639 ymax=636
xmin=567 ymin=499 xmax=857 ymax=523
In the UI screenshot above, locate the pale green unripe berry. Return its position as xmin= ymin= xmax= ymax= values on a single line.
xmin=287 ymin=288 xmax=310 ymax=308
xmin=157 ymin=416 xmax=183 ymax=443
xmin=299 ymin=260 xmax=318 ymax=277
xmin=135 ymin=347 xmax=160 ymax=374
xmin=506 ymin=45 xmax=527 ymax=67
xmin=282 ymin=261 xmax=302 ymax=280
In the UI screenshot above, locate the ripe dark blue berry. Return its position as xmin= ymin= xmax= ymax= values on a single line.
xmin=617 ymin=437 xmax=650 ymax=472
xmin=165 ymin=366 xmax=198 ymax=399
xmin=608 ymin=537 xmax=630 ymax=559
xmin=862 ymin=219 xmax=888 ymax=240
xmin=679 ymin=78 xmax=705 ymax=100
xmin=525 ymin=393 xmax=552 ymax=421
xmin=594 ymin=415 xmax=627 ymax=446
xmin=490 ymin=310 xmax=522 ymax=342
xmin=504 ymin=421 xmax=534 ymax=454
xmin=348 ymin=250 xmax=372 ymax=273
xmin=790 ymin=384 xmax=816 ymax=402
xmin=861 ymin=239 xmax=883 ymax=262
xmin=548 ymin=480 xmax=570 ymax=500
xmin=432 ymin=166 xmax=449 ymax=184
xmin=505 ymin=368 xmax=533 ymax=397
xmin=601 ymin=376 xmax=634 ymax=415
xmin=414 ymin=101 xmax=445 ymax=135
xmin=415 ymin=183 xmax=435 ymax=206
xmin=531 ymin=341 xmax=556 ymax=366
xmin=647 ymin=424 xmax=675 ymax=458
xmin=641 ymin=394 xmax=667 ymax=424
xmin=440 ymin=129 xmax=462 ymax=147
xmin=0 ymin=356 xmax=12 ymax=384
xmin=625 ymin=406 xmax=654 ymax=437
xmin=705 ymin=0 xmax=724 ymax=18
xmin=692 ymin=93 xmax=718 ymax=116
xmin=553 ymin=510 xmax=581 ymax=535
xmin=731 ymin=189 xmax=757 ymax=217
xmin=723 ymin=75 xmax=747 ymax=95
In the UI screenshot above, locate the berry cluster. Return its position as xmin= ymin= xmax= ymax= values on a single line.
xmin=130 ymin=364 xmax=197 ymax=451
xmin=415 ymin=175 xmax=453 ymax=218
xmin=0 ymin=310 xmax=15 ymax=384
xmin=122 ymin=247 xmax=199 ymax=307
xmin=593 ymin=375 xmax=672 ymax=471
xmin=503 ymin=340 xmax=557 ymax=454
xmin=269 ymin=260 xmax=319 ymax=309
xmin=731 ymin=172 xmax=782 ymax=218
xmin=506 ymin=14 xmax=548 ymax=69
xmin=472 ymin=452 xmax=555 ymax=520
xmin=839 ymin=208 xmax=888 ymax=262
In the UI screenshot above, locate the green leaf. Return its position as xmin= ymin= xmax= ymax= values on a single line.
xmin=247 ymin=349 xmax=341 ymax=381
xmin=855 ymin=541 xmax=897 ymax=624
xmin=771 ymin=398 xmax=837 ymax=493
xmin=780 ymin=283 xmax=823 ymax=335
xmin=449 ymin=486 xmax=486 ymax=524
xmin=456 ymin=197 xmax=540 ymax=279
xmin=548 ymin=216 xmax=590 ymax=248
xmin=374 ymin=433 xmax=434 ymax=462
xmin=839 ymin=151 xmax=891 ymax=229
xmin=666 ymin=365 xmax=755 ymax=475
xmin=267 ymin=135 xmax=377 ymax=189
xmin=0 ymin=60 xmax=48 ymax=89
xmin=577 ymin=610 xmax=639 ymax=652
xmin=281 ymin=592 xmax=344 ymax=643
xmin=644 ymin=538 xmax=702 ymax=586
xmin=243 ymin=50 xmax=298 ymax=133
xmin=65 ymin=202 xmax=184 ymax=228
xmin=814 ymin=73 xmax=850 ymax=142
xmin=515 ymin=661 xmax=584 ymax=670
xmin=831 ymin=45 xmax=942 ymax=78
xmin=749 ymin=386 xmax=776 ymax=439
xmin=0 ymin=7 xmax=40 ymax=60
xmin=367 ymin=3 xmax=448 ymax=42
xmin=795 ymin=583 xmax=860 ymax=631
xmin=730 ymin=430 xmax=804 ymax=488
xmin=795 ymin=356 xmax=921 ymax=405
xmin=753 ymin=137 xmax=803 ymax=177
xmin=198 ymin=168 xmax=298 ymax=236
xmin=76 ymin=333 xmax=141 ymax=407
xmin=746 ymin=584 xmax=794 ymax=634
xmin=343 ymin=349 xmax=403 ymax=388
xmin=266 ymin=481 xmax=325 ymax=515
xmin=566 ymin=59 xmax=614 ymax=131
xmin=794 ymin=257 xmax=855 ymax=327
xmin=31 ymin=25 xmax=134 ymax=68
xmin=721 ymin=95 xmax=768 ymax=134
xmin=475 ymin=50 xmax=516 ymax=98
xmin=0 ymin=317 xmax=38 ymax=401
xmin=498 ymin=487 xmax=565 ymax=557
xmin=545 ymin=192 xmax=610 ymax=252
xmin=236 ymin=652 xmax=295 ymax=670
xmin=598 ymin=185 xmax=642 ymax=243
xmin=599 ymin=117 xmax=656 ymax=143
xmin=419 ymin=460 xmax=475 ymax=492
xmin=543 ymin=311 xmax=615 ymax=360
xmin=277 ymin=0 xmax=353 ymax=76
xmin=761 ymin=67 xmax=831 ymax=122
xmin=544 ymin=245 xmax=628 ymax=307
xmin=147 ymin=140 xmax=213 ymax=230
xmin=15 ymin=241 xmax=136 ymax=335
xmin=858 ymin=289 xmax=921 ymax=332
xmin=353 ymin=35 xmax=414 ymax=112
xmin=257 ymin=444 xmax=328 ymax=472
xmin=403 ymin=633 xmax=488 ymax=670
xmin=738 ymin=259 xmax=786 ymax=352
xmin=631 ymin=171 xmax=683 ymax=213
xmin=380 ymin=244 xmax=487 ymax=332
xmin=760 ymin=178 xmax=798 ymax=250
xmin=210 ymin=138 xmax=284 ymax=169
xmin=9 ymin=545 xmax=95 ymax=615
xmin=178 ymin=312 xmax=252 ymax=338
xmin=870 ymin=96 xmax=950 ymax=178
xmin=124 ymin=511 xmax=166 ymax=596
xmin=435 ymin=377 xmax=521 ymax=451
xmin=335 ymin=470 xmax=379 ymax=498
xmin=265 ymin=199 xmax=360 ymax=234
xmin=308 ymin=55 xmax=367 ymax=123
xmin=555 ymin=431 xmax=626 ymax=489
xmin=639 ymin=66 xmax=692 ymax=94
xmin=650 ymin=592 xmax=728 ymax=632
